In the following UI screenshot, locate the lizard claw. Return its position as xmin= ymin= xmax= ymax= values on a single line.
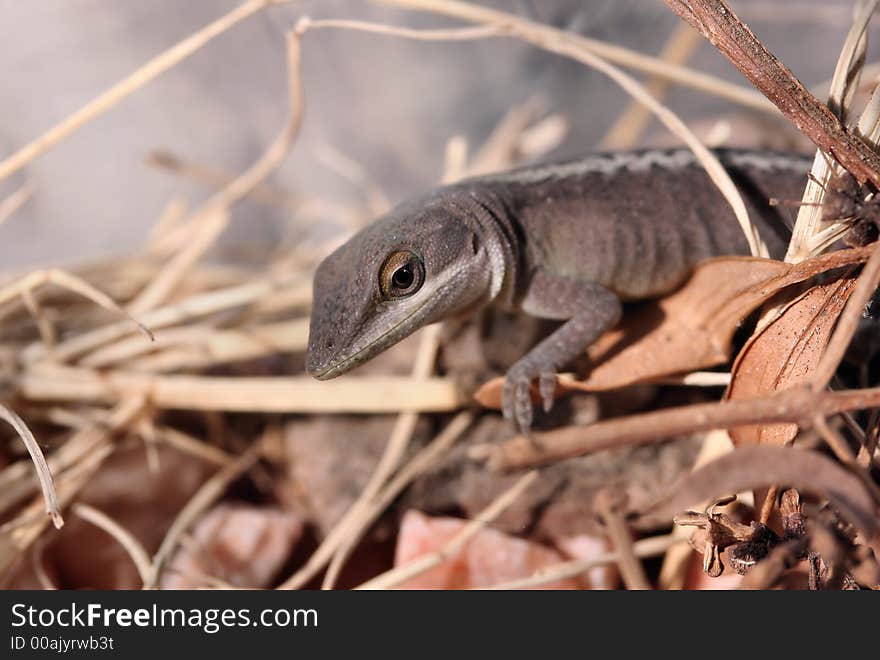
xmin=502 ymin=361 xmax=558 ymax=434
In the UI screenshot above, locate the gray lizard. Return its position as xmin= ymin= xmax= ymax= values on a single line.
xmin=306 ymin=148 xmax=811 ymax=433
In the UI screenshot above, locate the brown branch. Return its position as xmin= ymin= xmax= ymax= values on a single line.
xmin=663 ymin=0 xmax=880 ymax=188
xmin=471 ymin=385 xmax=880 ymax=471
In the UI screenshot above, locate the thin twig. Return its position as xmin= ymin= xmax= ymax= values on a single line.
xmin=73 ymin=503 xmax=152 ymax=587
xmin=858 ymin=409 xmax=880 ymax=468
xmin=0 ymin=181 xmax=34 ymax=225
xmin=0 ymin=396 xmax=147 ymax=578
xmin=79 ymin=318 xmax=309 ymax=371
xmin=600 ymin=22 xmax=702 ymax=149
xmin=149 ymin=425 xmax=234 ymax=467
xmin=20 ymin=287 xmax=57 ymax=350
xmin=486 ymin=534 xmax=682 ymax=590
xmin=0 ymin=397 xmax=146 ymax=520
xmin=812 ymin=414 xmax=860 ymax=467
xmin=812 ymin=242 xmax=880 ymax=390
xmin=145 ymin=151 xmax=300 ymax=211
xmin=826 ymin=0 xmax=876 ymax=120
xmin=277 ymin=324 xmax=444 ymax=590
xmin=375 ymin=0 xmax=771 ymax=111
xmin=20 ymin=368 xmax=465 ymax=413
xmin=279 ymin=415 xmax=475 ymax=590
xmin=302 ymin=17 xmax=500 ymax=40
xmin=0 ymin=404 xmax=61 ymax=528
xmin=128 ymin=26 xmax=306 ymax=314
xmin=145 ymin=437 xmax=265 ymax=589
xmin=22 ymin=276 xmax=308 ymax=365
xmin=29 ymin=539 xmax=57 ymax=590
xmin=594 ymin=490 xmax=651 ymax=590
xmin=354 ymin=471 xmax=538 ymax=590
xmin=321 ymin=324 xmax=443 ymax=588
xmin=0 ymin=269 xmax=152 ymax=343
xmin=0 ymin=0 xmax=284 ymax=183
xmin=663 ymin=0 xmax=880 ymax=188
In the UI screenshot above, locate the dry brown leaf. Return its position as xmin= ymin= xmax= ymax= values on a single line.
xmin=726 ymin=274 xmax=857 ymax=447
xmin=162 ymin=504 xmax=304 ymax=589
xmin=637 ymin=445 xmax=877 ymax=539
xmin=475 ymin=246 xmax=875 ymax=409
xmin=554 ymin=534 xmax=618 ymax=589
xmin=392 ymin=510 xmax=582 ymax=589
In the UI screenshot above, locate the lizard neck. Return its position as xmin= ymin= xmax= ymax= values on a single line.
xmin=444 ymin=184 xmax=522 ymax=309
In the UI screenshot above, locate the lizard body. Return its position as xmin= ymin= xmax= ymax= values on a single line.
xmin=306 ymin=148 xmax=811 ymax=432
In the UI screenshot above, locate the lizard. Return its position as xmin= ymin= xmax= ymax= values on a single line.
xmin=305 ymin=148 xmax=812 ymax=433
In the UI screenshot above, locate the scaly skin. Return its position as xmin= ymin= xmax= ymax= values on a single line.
xmin=306 ymin=148 xmax=811 ymax=433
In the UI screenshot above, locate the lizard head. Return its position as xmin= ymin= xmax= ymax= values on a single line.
xmin=306 ymin=193 xmax=499 ymax=380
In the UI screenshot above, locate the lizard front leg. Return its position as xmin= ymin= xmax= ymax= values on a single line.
xmin=503 ymin=271 xmax=622 ymax=434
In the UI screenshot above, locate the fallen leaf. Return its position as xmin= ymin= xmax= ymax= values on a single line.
xmin=475 ymin=245 xmax=874 ymax=409
xmin=637 ymin=446 xmax=877 ymax=540
xmin=726 ymin=274 xmax=856 ymax=446
xmin=162 ymin=503 xmax=304 ymax=589
xmin=393 ymin=510 xmax=582 ymax=589
xmin=555 ymin=534 xmax=617 ymax=589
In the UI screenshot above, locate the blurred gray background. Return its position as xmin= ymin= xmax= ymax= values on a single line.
xmin=0 ymin=0 xmax=869 ymax=269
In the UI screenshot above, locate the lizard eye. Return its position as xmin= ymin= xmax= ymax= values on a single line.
xmin=380 ymin=250 xmax=424 ymax=299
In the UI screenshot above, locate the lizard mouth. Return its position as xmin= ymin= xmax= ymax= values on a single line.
xmin=308 ymin=297 xmax=433 ymax=380
xmin=309 ymin=356 xmax=358 ymax=380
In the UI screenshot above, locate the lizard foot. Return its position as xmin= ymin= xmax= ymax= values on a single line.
xmin=502 ymin=361 xmax=557 ymax=435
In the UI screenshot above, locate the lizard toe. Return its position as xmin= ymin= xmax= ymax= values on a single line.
xmin=502 ymin=378 xmax=514 ymax=422
xmin=503 ymin=364 xmax=535 ymax=434
xmin=539 ymin=370 xmax=557 ymax=413
xmin=514 ymin=380 xmax=534 ymax=434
